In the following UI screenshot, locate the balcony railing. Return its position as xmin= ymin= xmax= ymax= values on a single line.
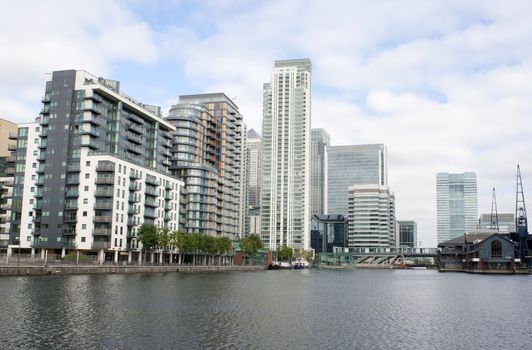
xmin=95 ymin=189 xmax=114 ymax=197
xmin=95 ymin=176 xmax=114 ymax=184
xmin=93 ymin=215 xmax=112 ymax=223
xmin=92 ymin=241 xmax=110 ymax=250
xmin=96 ymin=163 xmax=115 ymax=172
xmin=93 ymin=228 xmax=111 ymax=236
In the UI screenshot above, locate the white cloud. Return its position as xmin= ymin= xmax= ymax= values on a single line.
xmin=0 ymin=0 xmax=159 ymax=122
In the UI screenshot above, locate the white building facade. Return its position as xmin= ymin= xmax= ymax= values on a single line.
xmin=347 ymin=184 xmax=396 ymax=249
xmin=260 ymin=59 xmax=312 ymax=250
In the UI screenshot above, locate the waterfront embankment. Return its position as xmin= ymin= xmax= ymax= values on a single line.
xmin=0 ymin=264 xmax=266 ymax=277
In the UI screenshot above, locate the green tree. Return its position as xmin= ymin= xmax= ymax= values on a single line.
xmin=240 ymin=234 xmax=263 ymax=264
xmin=278 ymin=245 xmax=293 ymax=262
xmin=294 ymin=248 xmax=314 ymax=262
xmin=137 ymin=224 xmax=158 ymax=263
xmin=159 ymin=228 xmax=170 ymax=251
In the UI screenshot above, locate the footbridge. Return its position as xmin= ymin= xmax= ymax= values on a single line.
xmin=319 ymin=248 xmax=438 ymax=267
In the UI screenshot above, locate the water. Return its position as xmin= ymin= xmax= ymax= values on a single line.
xmin=0 ymin=269 xmax=531 ymax=349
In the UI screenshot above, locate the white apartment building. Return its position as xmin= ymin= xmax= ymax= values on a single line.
xmin=260 ymin=59 xmax=312 ymax=250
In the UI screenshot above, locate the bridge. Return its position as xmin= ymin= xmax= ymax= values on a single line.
xmin=319 ymin=248 xmax=439 ymax=267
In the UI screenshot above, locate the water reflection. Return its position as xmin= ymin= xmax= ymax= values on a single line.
xmin=0 ymin=270 xmax=531 ymax=349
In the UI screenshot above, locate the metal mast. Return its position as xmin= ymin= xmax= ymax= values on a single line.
xmin=490 ymin=187 xmax=499 ymax=231
xmin=515 ymin=165 xmax=529 ymax=266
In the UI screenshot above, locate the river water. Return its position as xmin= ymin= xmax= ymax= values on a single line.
xmin=0 ymin=269 xmax=531 ymax=349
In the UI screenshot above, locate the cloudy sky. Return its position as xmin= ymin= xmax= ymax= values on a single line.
xmin=2 ymin=0 xmax=532 ymax=246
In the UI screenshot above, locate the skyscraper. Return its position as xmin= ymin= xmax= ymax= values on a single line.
xmin=246 ymin=129 xmax=261 ymax=236
xmin=327 ymin=144 xmax=387 ymax=217
xmin=437 ymin=172 xmax=478 ymax=243
xmin=260 ymin=59 xmax=312 ymax=250
xmin=347 ymin=184 xmax=396 ymax=248
xmin=167 ymin=93 xmax=246 ymax=241
xmin=9 ymin=70 xmax=183 ymax=262
xmin=310 ymin=128 xmax=330 ymax=216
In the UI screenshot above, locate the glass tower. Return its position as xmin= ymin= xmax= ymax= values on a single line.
xmin=436 ymin=172 xmax=478 ymax=243
xmin=326 ymin=144 xmax=387 ymax=217
xmin=310 ymin=128 xmax=330 ymax=216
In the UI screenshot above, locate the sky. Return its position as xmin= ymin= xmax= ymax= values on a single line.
xmin=2 ymin=0 xmax=532 ymax=247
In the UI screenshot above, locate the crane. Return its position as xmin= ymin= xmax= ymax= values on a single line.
xmin=490 ymin=187 xmax=499 ymax=231
xmin=515 ymin=165 xmax=529 ymax=266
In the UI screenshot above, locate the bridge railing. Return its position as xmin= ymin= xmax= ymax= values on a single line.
xmin=349 ymin=247 xmax=438 ymax=255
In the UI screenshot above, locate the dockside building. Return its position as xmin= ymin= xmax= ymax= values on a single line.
xmin=8 ymin=70 xmax=183 ymax=262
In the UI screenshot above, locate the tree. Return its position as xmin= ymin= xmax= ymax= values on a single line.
xmin=278 ymin=245 xmax=293 ymax=262
xmin=137 ymin=224 xmax=158 ymax=263
xmin=294 ymin=248 xmax=314 ymax=262
xmin=240 ymin=234 xmax=263 ymax=264
xmin=159 ymin=228 xmax=170 ymax=251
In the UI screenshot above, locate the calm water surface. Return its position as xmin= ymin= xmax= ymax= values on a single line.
xmin=0 ymin=269 xmax=531 ymax=349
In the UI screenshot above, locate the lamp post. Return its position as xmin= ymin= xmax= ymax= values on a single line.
xmin=15 ymin=236 xmax=20 ymax=267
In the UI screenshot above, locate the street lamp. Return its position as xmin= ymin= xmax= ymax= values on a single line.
xmin=15 ymin=236 xmax=20 ymax=267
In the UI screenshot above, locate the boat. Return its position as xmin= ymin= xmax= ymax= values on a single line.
xmin=268 ymin=261 xmax=292 ymax=270
xmin=292 ymin=257 xmax=310 ymax=269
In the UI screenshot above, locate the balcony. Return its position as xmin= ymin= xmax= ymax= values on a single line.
xmin=128 ymin=206 xmax=139 ymax=214
xmin=128 ymin=193 xmax=140 ymax=203
xmin=81 ymin=127 xmax=101 ymax=137
xmin=84 ymin=92 xmax=102 ymax=102
xmin=95 ymin=189 xmax=114 ymax=197
xmin=164 ymin=203 xmax=172 ymax=211
xmin=41 ymin=105 xmax=50 ymax=114
xmin=81 ymin=138 xmax=99 ymax=149
xmin=32 ymin=215 xmax=42 ymax=223
xmin=126 ymin=142 xmax=142 ymax=155
xmin=144 ymin=210 xmax=157 ymax=219
xmin=93 ymin=228 xmax=111 ymax=236
xmin=94 ymin=202 xmax=113 ymax=210
xmin=127 ymin=217 xmax=136 ymax=226
xmin=32 ymin=229 xmax=41 ymax=236
xmin=127 ymin=122 xmax=144 ymax=134
xmin=145 ymin=175 xmax=158 ymax=186
xmin=66 ymin=176 xmax=79 ymax=185
xmin=126 ymin=132 xmax=143 ymax=144
xmin=95 ymin=176 xmax=114 ymax=184
xmin=96 ymin=163 xmax=115 ymax=172
xmin=165 ymin=192 xmax=173 ymax=200
xmin=64 ymin=202 xmax=78 ymax=210
xmin=65 ymin=189 xmax=79 ymax=197
xmin=67 ymin=163 xmax=80 ymax=172
xmin=78 ymin=114 xmax=103 ymax=125
xmin=63 ymin=214 xmax=77 ymax=222
xmin=37 ymin=141 xmax=47 ymax=149
xmin=36 ymin=165 xmax=46 ymax=173
xmin=129 ymin=182 xmax=141 ymax=191
xmin=145 ymin=187 xmax=157 ymax=197
xmin=82 ymin=101 xmax=103 ymax=114
xmin=7 ymin=144 xmax=17 ymax=152
xmin=8 ymin=132 xmax=18 ymax=140
xmin=39 ymin=116 xmax=49 ymax=126
xmin=37 ymin=153 xmax=47 ymax=161
xmin=4 ymin=167 xmax=15 ymax=175
xmin=92 ymin=241 xmax=110 ymax=250
xmin=93 ymin=215 xmax=112 ymax=223
xmin=164 ymin=213 xmax=172 ymax=221
xmin=145 ymin=199 xmax=157 ymax=208
xmin=63 ymin=229 xmax=76 ymax=236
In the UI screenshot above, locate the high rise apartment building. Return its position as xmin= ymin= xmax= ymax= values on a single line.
xmin=347 ymin=185 xmax=396 ymax=248
xmin=167 ymin=93 xmax=246 ymax=241
xmin=260 ymin=59 xmax=312 ymax=250
xmin=327 ymin=144 xmax=387 ymax=217
xmin=310 ymin=128 xmax=330 ymax=216
xmin=8 ymin=70 xmax=183 ymax=260
xmin=436 ymin=172 xmax=478 ymax=243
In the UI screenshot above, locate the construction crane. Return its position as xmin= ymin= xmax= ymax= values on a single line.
xmin=490 ymin=187 xmax=499 ymax=231
xmin=515 ymin=165 xmax=529 ymax=266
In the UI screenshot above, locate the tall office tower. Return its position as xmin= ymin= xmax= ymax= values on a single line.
xmin=478 ymin=213 xmax=515 ymax=232
xmin=310 ymin=128 xmax=330 ymax=216
xmin=246 ymin=129 xmax=262 ymax=235
xmin=347 ymin=185 xmax=396 ymax=248
xmin=8 ymin=70 xmax=183 ymax=261
xmin=167 ymin=93 xmax=246 ymax=241
xmin=436 ymin=172 xmax=478 ymax=243
xmin=261 ymin=59 xmax=312 ymax=250
xmin=326 ymin=144 xmax=387 ymax=217
xmin=397 ymin=220 xmax=418 ymax=248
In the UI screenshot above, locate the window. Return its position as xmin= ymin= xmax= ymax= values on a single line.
xmin=81 ymin=237 xmax=86 ymax=243
xmin=83 ymin=211 xmax=87 ymax=217
xmin=491 ymin=240 xmax=502 ymax=258
xmin=85 ymin=173 xmax=90 ymax=179
xmin=82 ymin=224 xmax=86 ymax=229
xmin=83 ymin=199 xmax=88 ymax=204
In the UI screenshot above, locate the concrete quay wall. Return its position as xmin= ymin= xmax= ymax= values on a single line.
xmin=0 ymin=265 xmax=266 ymax=277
